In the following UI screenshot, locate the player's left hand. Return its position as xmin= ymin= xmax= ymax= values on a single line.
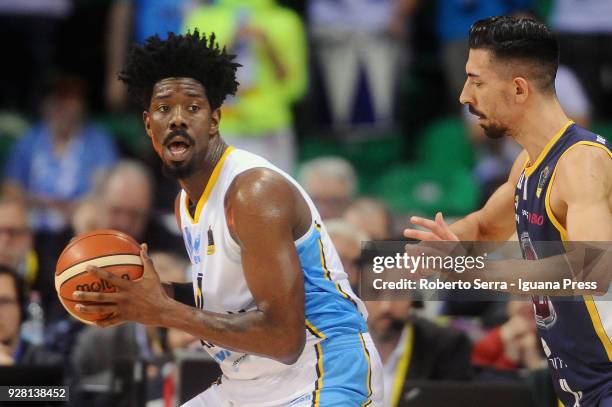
xmin=72 ymin=243 xmax=172 ymax=328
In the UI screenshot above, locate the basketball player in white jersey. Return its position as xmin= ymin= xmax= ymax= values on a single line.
xmin=71 ymin=31 xmax=384 ymax=406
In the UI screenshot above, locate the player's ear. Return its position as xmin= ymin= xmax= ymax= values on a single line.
xmin=209 ymin=108 xmax=221 ymax=136
xmin=143 ymin=111 xmax=153 ymax=139
xmin=513 ymin=77 xmax=529 ymax=104
xmin=143 ymin=110 xmax=162 ymax=155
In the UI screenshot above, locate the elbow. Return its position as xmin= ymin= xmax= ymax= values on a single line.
xmin=274 ymin=330 xmax=306 ymax=365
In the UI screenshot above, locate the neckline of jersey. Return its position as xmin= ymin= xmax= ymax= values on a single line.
xmin=184 ymin=146 xmax=235 ymax=224
xmin=524 ymin=120 xmax=574 ymax=177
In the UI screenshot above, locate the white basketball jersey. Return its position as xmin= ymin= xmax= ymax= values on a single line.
xmin=177 ymin=147 xmax=369 ymax=399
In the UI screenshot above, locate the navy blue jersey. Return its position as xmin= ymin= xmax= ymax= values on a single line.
xmin=515 ymin=121 xmax=612 ymax=406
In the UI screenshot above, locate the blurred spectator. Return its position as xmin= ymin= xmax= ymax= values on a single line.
xmin=308 ymin=0 xmax=417 ymax=130
xmin=71 ymin=323 xmax=171 ymax=404
xmin=105 ymin=0 xmax=199 ymax=111
xmin=184 ymin=0 xmax=308 ymax=173
xmin=0 ymin=265 xmax=61 ymax=366
xmin=344 ymin=197 xmax=393 ymax=240
xmin=91 ymin=160 xmax=185 ymax=255
xmin=366 ymin=299 xmax=472 ymax=407
xmin=299 ymin=156 xmax=357 ymax=219
xmin=150 ymin=250 xmax=190 ymax=284
xmin=466 ymin=63 xmax=591 ymax=202
xmin=325 ymin=218 xmax=369 ymax=293
xmin=1 ymin=75 xmax=118 ymax=234
xmin=472 ymin=299 xmax=543 ymax=373
xmin=0 ymin=0 xmax=71 ymax=113
xmin=41 ymin=161 xmax=185 ymax=355
xmin=436 ymin=0 xmax=532 ymax=106
xmin=555 ymin=65 xmax=591 ymax=129
xmin=0 ymin=198 xmax=37 ymax=288
xmin=551 ymin=0 xmax=612 ymax=119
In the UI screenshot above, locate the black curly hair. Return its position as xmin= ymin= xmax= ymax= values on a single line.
xmin=119 ymin=30 xmax=240 ymax=110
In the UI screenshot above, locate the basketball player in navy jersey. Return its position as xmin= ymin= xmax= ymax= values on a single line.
xmin=404 ymin=17 xmax=612 ymax=406
xmin=71 ymin=31 xmax=383 ymax=406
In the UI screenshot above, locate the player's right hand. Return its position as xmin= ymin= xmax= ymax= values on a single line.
xmin=404 ymin=212 xmax=459 ymax=241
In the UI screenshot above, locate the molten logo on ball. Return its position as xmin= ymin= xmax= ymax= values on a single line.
xmin=75 ymin=273 xmax=130 ymax=292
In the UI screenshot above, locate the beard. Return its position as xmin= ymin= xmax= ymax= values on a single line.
xmin=481 ymin=122 xmax=511 ymax=139
xmin=469 ymin=105 xmax=510 ymax=140
xmin=161 ymin=159 xmax=198 ymax=179
xmin=373 ymin=317 xmax=406 ymax=342
xmin=161 ymin=129 xmax=199 ymax=179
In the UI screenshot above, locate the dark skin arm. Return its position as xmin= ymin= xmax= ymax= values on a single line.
xmin=73 ymin=168 xmax=311 ymax=364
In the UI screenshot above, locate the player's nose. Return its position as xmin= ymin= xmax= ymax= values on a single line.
xmin=169 ymin=105 xmax=188 ymax=129
xmin=459 ymin=79 xmax=471 ymax=105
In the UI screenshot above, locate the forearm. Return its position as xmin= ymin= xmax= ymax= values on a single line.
xmin=451 ymin=210 xmax=513 ymax=245
xmin=159 ymin=300 xmax=304 ymax=364
xmin=450 ymin=212 xmax=483 ymax=241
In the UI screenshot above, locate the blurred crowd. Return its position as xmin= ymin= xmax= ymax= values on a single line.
xmin=0 ymin=0 xmax=611 ymax=406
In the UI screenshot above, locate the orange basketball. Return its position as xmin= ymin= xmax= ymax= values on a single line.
xmin=55 ymin=229 xmax=143 ymax=324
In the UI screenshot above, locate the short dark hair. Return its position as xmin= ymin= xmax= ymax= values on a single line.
xmin=469 ymin=16 xmax=559 ymax=92
xmin=119 ymin=30 xmax=240 ymax=110
xmin=0 ymin=265 xmax=26 ymax=323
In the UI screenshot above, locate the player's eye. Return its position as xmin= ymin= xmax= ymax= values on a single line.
xmin=474 ymin=81 xmax=483 ymax=88
xmin=157 ymin=105 xmax=169 ymax=113
xmin=188 ymin=104 xmax=200 ymax=112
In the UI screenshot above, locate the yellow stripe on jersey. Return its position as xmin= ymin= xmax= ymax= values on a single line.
xmin=543 ymin=141 xmax=611 ymax=243
xmin=584 ymin=296 xmax=612 ymax=362
xmin=358 ymin=333 xmax=373 ymax=405
xmin=184 ymin=146 xmax=235 ymax=224
xmin=313 ymin=222 xmax=358 ymax=306
xmin=391 ymin=325 xmax=414 ymax=407
xmin=543 ymin=141 xmax=612 ymax=361
xmin=312 ymin=342 xmax=324 ymax=407
xmin=305 ymin=319 xmax=326 ymax=339
xmin=524 ymin=120 xmax=573 ymax=177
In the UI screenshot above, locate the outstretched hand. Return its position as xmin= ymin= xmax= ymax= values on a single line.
xmin=402 ymin=212 xmax=463 ymax=278
xmin=72 ymin=244 xmax=172 ymax=328
xmin=404 ymin=212 xmax=459 ymax=241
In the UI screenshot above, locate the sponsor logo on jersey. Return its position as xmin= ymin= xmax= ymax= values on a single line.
xmin=536 ymin=166 xmax=549 ymax=198
xmin=521 ymin=209 xmax=544 ymax=226
xmin=596 ymin=135 xmax=607 ymax=145
xmin=184 ymin=227 xmax=202 ymax=264
xmin=520 ymin=231 xmax=538 ymax=260
xmin=533 ymin=295 xmax=557 ymax=329
xmin=288 ymin=394 xmax=313 ymax=406
xmin=207 ymin=226 xmax=215 ymax=255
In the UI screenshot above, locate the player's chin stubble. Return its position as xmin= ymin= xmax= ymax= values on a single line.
xmin=162 ymin=159 xmax=197 ymax=180
xmin=482 ymin=123 xmax=511 ymax=140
